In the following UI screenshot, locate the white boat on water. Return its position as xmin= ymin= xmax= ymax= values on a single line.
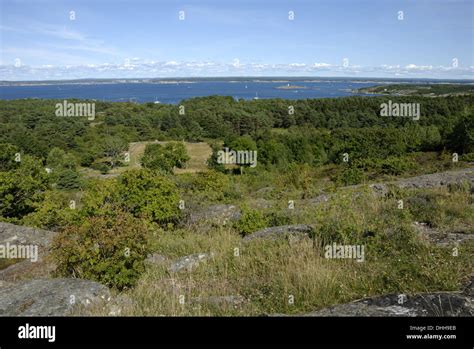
xmin=253 ymin=92 xmax=259 ymax=100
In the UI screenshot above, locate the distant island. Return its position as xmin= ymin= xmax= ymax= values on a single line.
xmin=276 ymin=84 xmax=307 ymax=90
xmin=3 ymin=77 xmax=473 ymax=87
xmin=355 ymin=83 xmax=474 ymax=97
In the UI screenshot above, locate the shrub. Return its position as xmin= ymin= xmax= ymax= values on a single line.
xmin=21 ymin=191 xmax=82 ymax=230
xmin=0 ymin=155 xmax=48 ymax=220
xmin=379 ymin=156 xmax=416 ymax=176
xmin=80 ymin=179 xmax=121 ymax=218
xmin=0 ymin=143 xmax=20 ymax=171
xmin=117 ymin=169 xmax=181 ymax=225
xmin=234 ymin=206 xmax=268 ymax=236
xmin=46 ymin=147 xmax=77 ymax=170
xmin=90 ymin=161 xmax=111 ymax=174
xmin=52 ymin=212 xmax=151 ymax=290
xmin=56 ymin=169 xmax=82 ymax=189
xmin=461 ymin=152 xmax=474 ymax=162
xmin=141 ymin=142 xmax=189 ymax=173
xmin=191 ymin=170 xmax=232 ymax=202
xmin=334 ymin=165 xmax=365 ymax=186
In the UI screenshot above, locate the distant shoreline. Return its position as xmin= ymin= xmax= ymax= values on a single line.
xmin=1 ymin=77 xmax=473 ymax=87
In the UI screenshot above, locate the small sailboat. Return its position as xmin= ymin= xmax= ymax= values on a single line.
xmin=154 ymin=96 xmax=161 ymax=104
xmin=253 ymin=92 xmax=259 ymax=100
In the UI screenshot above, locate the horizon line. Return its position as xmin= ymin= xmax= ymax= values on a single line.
xmin=2 ymin=76 xmax=474 ymax=83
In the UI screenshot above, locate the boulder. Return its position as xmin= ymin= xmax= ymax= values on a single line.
xmin=0 ymin=222 xmax=57 ymax=281
xmin=145 ymin=253 xmax=168 ymax=266
xmin=0 ymin=222 xmax=56 ymax=255
xmin=168 ymin=253 xmax=214 ymax=273
xmin=0 ymin=278 xmax=110 ymax=316
xmin=186 ymin=204 xmax=241 ymax=227
xmin=412 ymin=222 xmax=474 ymax=246
xmin=299 ymin=293 xmax=473 ymax=317
xmin=243 ymin=224 xmax=313 ymax=242
xmin=367 ymin=168 xmax=474 ymax=196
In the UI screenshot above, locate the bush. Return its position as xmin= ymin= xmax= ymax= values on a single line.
xmin=334 ymin=165 xmax=366 ymax=186
xmin=118 ymin=169 xmax=181 ymax=225
xmin=379 ymin=156 xmax=415 ymax=176
xmin=0 ymin=155 xmax=48 ymax=220
xmin=141 ymin=142 xmax=189 ymax=173
xmin=234 ymin=206 xmax=268 ymax=236
xmin=461 ymin=152 xmax=474 ymax=162
xmin=90 ymin=161 xmax=111 ymax=174
xmin=191 ymin=170 xmax=232 ymax=202
xmin=0 ymin=143 xmax=20 ymax=171
xmin=56 ymin=169 xmax=82 ymax=189
xmin=21 ymin=191 xmax=82 ymax=230
xmin=52 ymin=212 xmax=151 ymax=290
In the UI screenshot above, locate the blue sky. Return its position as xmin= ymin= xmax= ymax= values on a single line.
xmin=1 ymin=0 xmax=473 ymax=80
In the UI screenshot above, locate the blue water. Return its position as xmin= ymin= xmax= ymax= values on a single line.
xmin=0 ymin=79 xmax=471 ymax=104
xmin=0 ymin=81 xmax=381 ymax=104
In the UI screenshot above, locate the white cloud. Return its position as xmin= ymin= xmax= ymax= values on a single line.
xmin=313 ymin=63 xmax=332 ymax=68
xmin=405 ymin=64 xmax=433 ymax=71
xmin=1 ymin=60 xmax=473 ymax=80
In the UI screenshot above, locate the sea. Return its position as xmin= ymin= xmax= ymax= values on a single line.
xmin=0 ymin=78 xmax=471 ymax=104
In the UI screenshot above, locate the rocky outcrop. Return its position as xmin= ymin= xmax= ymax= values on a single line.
xmin=369 ymin=168 xmax=474 ymax=196
xmin=0 ymin=278 xmax=110 ymax=316
xmin=185 ymin=204 xmax=241 ymax=227
xmin=0 ymin=222 xmax=56 ymax=253
xmin=243 ymin=224 xmax=313 ymax=242
xmin=412 ymin=222 xmax=474 ymax=246
xmin=0 ymin=222 xmax=57 ymax=281
xmin=168 ymin=253 xmax=214 ymax=273
xmin=145 ymin=253 xmax=168 ymax=266
xmin=299 ymin=292 xmax=473 ymax=317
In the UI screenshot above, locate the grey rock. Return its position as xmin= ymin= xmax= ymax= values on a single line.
xmin=367 ymin=168 xmax=474 ymax=196
xmin=394 ymin=168 xmax=474 ymax=190
xmin=243 ymin=224 xmax=313 ymax=242
xmin=145 ymin=253 xmax=168 ymax=266
xmin=463 ymin=275 xmax=474 ymax=297
xmin=0 ymin=278 xmax=110 ymax=316
xmin=299 ymin=293 xmax=473 ymax=317
xmin=0 ymin=222 xmax=56 ymax=254
xmin=368 ymin=183 xmax=389 ymax=197
xmin=190 ymin=295 xmax=247 ymax=308
xmin=186 ymin=204 xmax=241 ymax=227
xmin=307 ymin=194 xmax=330 ymax=205
xmin=412 ymin=222 xmax=474 ymax=246
xmin=250 ymin=198 xmax=273 ymax=209
xmin=0 ymin=222 xmax=57 ymax=281
xmin=0 ymin=259 xmax=55 ymax=282
xmin=168 ymin=253 xmax=214 ymax=273
xmin=0 ymin=280 xmax=13 ymax=289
